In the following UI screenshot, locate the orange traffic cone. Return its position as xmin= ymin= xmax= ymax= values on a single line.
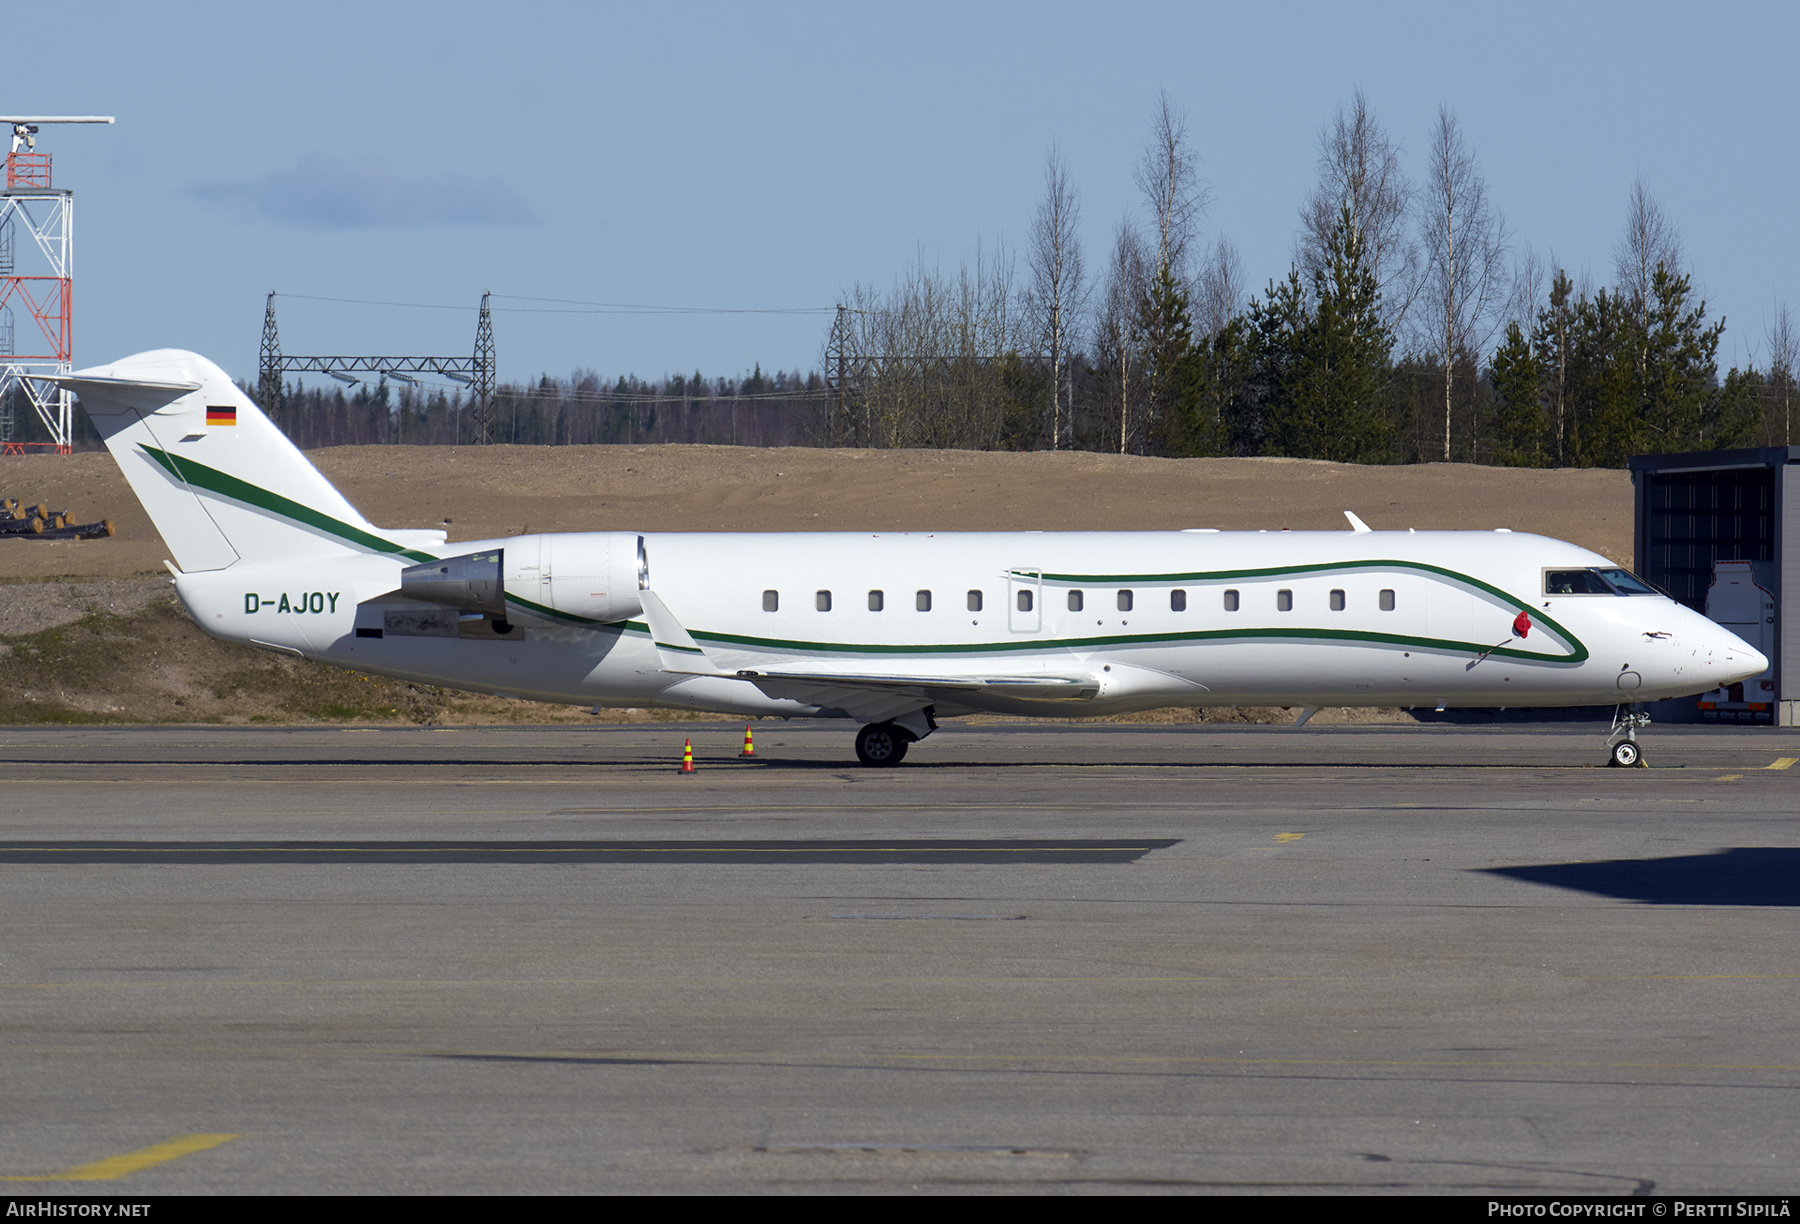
xmin=679 ymin=738 xmax=695 ymax=774
xmin=739 ymin=724 xmax=757 ymax=758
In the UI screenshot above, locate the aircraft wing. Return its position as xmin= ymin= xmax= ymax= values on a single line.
xmin=732 ymin=669 xmax=1100 ymax=725
xmin=737 ymin=668 xmax=1098 ymax=698
xmin=639 ymin=587 xmax=1099 ymax=721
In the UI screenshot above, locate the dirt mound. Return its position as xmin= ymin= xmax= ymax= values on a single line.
xmin=0 ymin=445 xmax=1633 ymax=581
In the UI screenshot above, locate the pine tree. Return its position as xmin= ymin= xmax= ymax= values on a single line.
xmin=1487 ymin=321 xmax=1544 ymax=466
xmin=1637 ymin=265 xmax=1723 ymax=447
xmin=1258 ymin=209 xmax=1394 ymax=462
xmin=1246 ymin=269 xmax=1311 ymax=457
xmin=1139 ymin=263 xmax=1198 ymax=455
xmin=1534 ymin=271 xmax=1576 ymax=466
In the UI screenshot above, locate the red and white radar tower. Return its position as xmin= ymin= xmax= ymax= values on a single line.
xmin=0 ymin=115 xmax=113 ymax=453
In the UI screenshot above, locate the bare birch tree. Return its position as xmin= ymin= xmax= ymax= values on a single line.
xmin=1503 ymin=242 xmax=1547 ymax=336
xmin=1767 ymin=302 xmax=1798 ymax=446
xmin=1195 ymin=235 xmax=1245 ymax=340
xmin=1093 ymin=220 xmax=1150 ymax=454
xmin=1614 ymin=176 xmax=1686 ymax=322
xmin=1417 ymin=106 xmax=1508 ymax=460
xmin=837 ymin=242 xmax=1027 ymax=450
xmin=1134 ymin=89 xmax=1207 ymax=285
xmin=1027 ymin=145 xmax=1086 ymax=449
xmin=1296 ymin=87 xmax=1416 ymax=331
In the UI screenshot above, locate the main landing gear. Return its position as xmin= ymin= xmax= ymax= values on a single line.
xmin=854 ymin=708 xmax=938 ymax=767
xmin=855 ymin=721 xmax=913 ymax=766
xmin=1606 ymin=704 xmax=1650 ymax=768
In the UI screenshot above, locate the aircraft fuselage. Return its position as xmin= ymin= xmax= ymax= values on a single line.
xmin=170 ymin=527 xmax=1751 ymax=720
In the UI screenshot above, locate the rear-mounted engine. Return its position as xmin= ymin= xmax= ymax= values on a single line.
xmin=400 ymin=532 xmax=647 ymax=625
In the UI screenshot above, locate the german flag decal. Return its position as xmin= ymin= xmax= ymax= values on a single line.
xmin=205 ymin=405 xmax=237 ymax=426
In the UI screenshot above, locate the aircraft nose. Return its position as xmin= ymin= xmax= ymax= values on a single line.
xmin=1715 ymin=623 xmax=1769 ymax=683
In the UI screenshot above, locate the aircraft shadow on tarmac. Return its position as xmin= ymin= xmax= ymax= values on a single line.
xmin=0 ymin=838 xmax=1179 ymax=866
xmin=1483 ymin=847 xmax=1800 ymax=905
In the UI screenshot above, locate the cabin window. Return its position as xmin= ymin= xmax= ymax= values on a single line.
xmin=1379 ymin=589 xmax=1395 ymax=611
xmin=1276 ymin=589 xmax=1293 ymax=612
xmin=868 ymin=589 xmax=884 ymax=612
xmin=1067 ymin=590 xmax=1084 ymax=612
xmin=916 ymin=589 xmax=932 ymax=612
xmin=815 ymin=590 xmax=832 ymax=612
xmin=1117 ymin=590 xmax=1134 ymax=612
xmin=1223 ymin=589 xmax=1240 ymax=612
xmin=1017 ymin=589 xmax=1033 ymax=613
xmin=1170 ymin=589 xmax=1187 ymax=611
xmin=762 ymin=589 xmax=779 ymax=612
xmin=1329 ymin=589 xmax=1345 ymax=612
xmin=966 ymin=589 xmax=983 ymax=612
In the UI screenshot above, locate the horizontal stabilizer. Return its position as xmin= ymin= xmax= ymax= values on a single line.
xmin=57 ymin=373 xmax=202 ymax=398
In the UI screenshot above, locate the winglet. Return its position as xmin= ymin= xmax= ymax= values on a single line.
xmin=1344 ymin=511 xmax=1372 ymax=534
xmin=638 ymin=589 xmax=725 ymax=675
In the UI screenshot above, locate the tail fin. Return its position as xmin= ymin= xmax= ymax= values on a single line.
xmin=58 ymin=350 xmax=437 ymax=572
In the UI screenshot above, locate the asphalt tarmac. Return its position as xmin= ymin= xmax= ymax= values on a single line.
xmin=1 ymin=721 xmax=1796 ymax=1195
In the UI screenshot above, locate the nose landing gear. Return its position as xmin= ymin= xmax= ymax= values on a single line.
xmin=1606 ymin=704 xmax=1649 ymax=767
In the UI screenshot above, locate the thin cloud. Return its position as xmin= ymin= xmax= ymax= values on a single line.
xmin=194 ymin=152 xmax=535 ymax=229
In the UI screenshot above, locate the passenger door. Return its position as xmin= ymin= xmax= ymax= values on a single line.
xmin=1008 ymin=568 xmax=1042 ymax=633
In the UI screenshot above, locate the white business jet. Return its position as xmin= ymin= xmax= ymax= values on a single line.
xmin=60 ymin=351 xmax=1767 ymax=767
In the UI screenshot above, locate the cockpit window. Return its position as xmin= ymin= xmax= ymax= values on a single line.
xmin=1544 ymin=568 xmax=1660 ymax=596
xmin=1593 ymin=568 xmax=1660 ymax=595
xmin=1545 ymin=570 xmax=1612 ymax=595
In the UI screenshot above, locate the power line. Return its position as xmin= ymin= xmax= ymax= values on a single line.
xmin=275 ymin=291 xmax=833 ymax=316
xmin=277 ymin=292 xmax=469 ymax=312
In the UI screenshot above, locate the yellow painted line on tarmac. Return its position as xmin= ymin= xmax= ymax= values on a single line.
xmin=1766 ymin=757 xmax=1797 ymax=770
xmin=1715 ymin=774 xmax=1743 ymax=781
xmin=0 ymin=1133 xmax=236 ymax=1182
xmin=1274 ymin=832 xmax=1304 ymax=842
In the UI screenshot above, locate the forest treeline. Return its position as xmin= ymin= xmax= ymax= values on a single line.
xmin=258 ymin=365 xmax=830 ymax=450
xmin=827 ymin=90 xmax=1797 ymax=465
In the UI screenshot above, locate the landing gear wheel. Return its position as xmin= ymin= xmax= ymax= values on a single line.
xmin=1606 ymin=703 xmax=1650 ymax=768
xmin=855 ymin=722 xmax=912 ymax=767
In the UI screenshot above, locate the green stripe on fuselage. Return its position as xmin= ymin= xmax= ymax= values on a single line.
xmin=687 ymin=623 xmax=1580 ymax=665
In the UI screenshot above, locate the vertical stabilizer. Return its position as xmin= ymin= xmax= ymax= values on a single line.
xmin=57 ymin=349 xmax=402 ymax=572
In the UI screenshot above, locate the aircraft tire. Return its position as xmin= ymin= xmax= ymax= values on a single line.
xmin=1609 ymin=741 xmax=1642 ymax=768
xmin=855 ymin=722 xmax=911 ymax=767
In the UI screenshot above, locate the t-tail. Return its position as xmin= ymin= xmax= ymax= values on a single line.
xmin=57 ymin=349 xmax=443 ymax=572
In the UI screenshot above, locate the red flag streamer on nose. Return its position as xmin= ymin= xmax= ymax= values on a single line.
xmin=1471 ymin=610 xmax=1534 ymax=668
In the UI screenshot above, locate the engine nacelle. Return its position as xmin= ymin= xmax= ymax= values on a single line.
xmin=400 ymin=549 xmax=505 ymax=615
xmin=400 ymin=532 xmax=647 ymax=625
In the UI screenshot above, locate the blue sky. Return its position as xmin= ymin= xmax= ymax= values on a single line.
xmin=13 ymin=1 xmax=1799 ymax=388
